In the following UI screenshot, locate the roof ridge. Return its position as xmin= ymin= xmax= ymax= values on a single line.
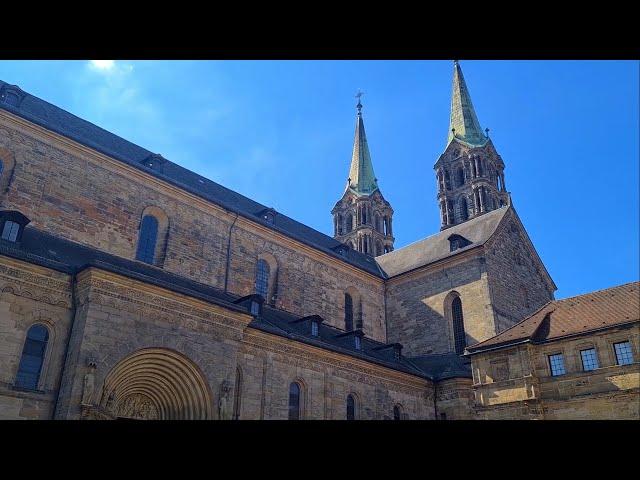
xmin=555 ymin=281 xmax=639 ymax=303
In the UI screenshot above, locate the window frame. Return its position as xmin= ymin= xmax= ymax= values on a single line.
xmin=288 ymin=381 xmax=303 ymax=420
xmin=14 ymin=323 xmax=51 ymax=392
xmin=346 ymin=394 xmax=356 ymax=420
xmin=613 ymin=340 xmax=634 ymax=366
xmin=579 ymin=347 xmax=600 ymax=372
xmin=135 ymin=214 xmax=159 ymax=264
xmin=548 ymin=352 xmax=567 ymax=377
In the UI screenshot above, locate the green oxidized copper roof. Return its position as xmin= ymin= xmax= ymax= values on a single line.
xmin=447 ymin=61 xmax=488 ymax=148
xmin=346 ymin=100 xmax=379 ymax=196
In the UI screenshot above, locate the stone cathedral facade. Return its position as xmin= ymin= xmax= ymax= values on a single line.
xmin=0 ymin=62 xmax=637 ymax=421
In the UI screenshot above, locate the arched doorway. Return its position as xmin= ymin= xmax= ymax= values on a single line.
xmin=99 ymin=348 xmax=213 ymax=420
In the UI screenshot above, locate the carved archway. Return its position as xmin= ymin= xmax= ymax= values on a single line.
xmin=99 ymin=348 xmax=213 ymax=420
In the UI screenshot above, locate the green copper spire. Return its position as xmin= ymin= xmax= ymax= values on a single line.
xmin=346 ymin=93 xmax=379 ymax=195
xmin=447 ymin=60 xmax=487 ymax=147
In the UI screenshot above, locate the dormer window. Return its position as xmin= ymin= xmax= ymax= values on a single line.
xmin=141 ymin=153 xmax=167 ymax=173
xmin=250 ymin=299 xmax=260 ymax=316
xmin=256 ymin=208 xmax=276 ymax=225
xmin=354 ymin=335 xmax=361 ymax=350
xmin=1 ymin=221 xmax=20 ymax=242
xmin=448 ymin=234 xmax=472 ymax=252
xmin=233 ymin=294 xmax=264 ymax=318
xmin=332 ymin=244 xmax=349 ymax=256
xmin=291 ymin=315 xmax=324 ymax=337
xmin=0 ymin=210 xmax=30 ymax=243
xmin=0 ymin=85 xmax=25 ymax=107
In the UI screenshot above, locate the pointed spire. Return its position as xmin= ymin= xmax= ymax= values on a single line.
xmin=346 ymin=92 xmax=378 ymax=195
xmin=447 ymin=60 xmax=487 ymax=147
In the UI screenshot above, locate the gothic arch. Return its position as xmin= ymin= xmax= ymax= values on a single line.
xmin=137 ymin=205 xmax=170 ymax=267
xmin=100 ymin=348 xmax=213 ymax=420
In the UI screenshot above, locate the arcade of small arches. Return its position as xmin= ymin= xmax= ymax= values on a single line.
xmin=334 ymin=204 xmax=393 ymax=239
xmin=436 ymin=151 xmax=508 ymax=228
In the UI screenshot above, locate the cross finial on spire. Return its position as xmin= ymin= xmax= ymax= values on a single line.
xmin=355 ymin=89 xmax=364 ymax=114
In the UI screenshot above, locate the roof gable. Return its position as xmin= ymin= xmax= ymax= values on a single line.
xmin=375 ymin=206 xmax=509 ymax=277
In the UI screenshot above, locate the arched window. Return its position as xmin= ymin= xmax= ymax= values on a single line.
xmin=336 ymin=214 xmax=343 ymax=235
xmin=393 ymin=404 xmax=402 ymax=421
xmin=135 ymin=215 xmax=159 ymax=264
xmin=456 ymin=167 xmax=465 ymax=187
xmin=459 ymin=198 xmax=469 ymax=221
xmin=444 ymin=170 xmax=451 ymax=190
xmin=452 ymin=296 xmax=466 ymax=355
xmin=254 ymin=259 xmax=270 ymax=300
xmin=346 ymin=394 xmax=356 ymax=420
xmin=346 ymin=214 xmax=353 ymax=233
xmin=15 ymin=324 xmax=49 ymax=390
xmin=288 ymin=382 xmax=301 ymax=420
xmin=344 ymin=293 xmax=354 ymax=331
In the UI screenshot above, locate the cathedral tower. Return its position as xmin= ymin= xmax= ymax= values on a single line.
xmin=332 ymin=95 xmax=394 ymax=256
xmin=435 ymin=61 xmax=511 ymax=230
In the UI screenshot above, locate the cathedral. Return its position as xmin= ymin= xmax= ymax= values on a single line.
xmin=0 ymin=61 xmax=637 ymax=420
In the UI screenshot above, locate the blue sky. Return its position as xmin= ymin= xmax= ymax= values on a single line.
xmin=0 ymin=60 xmax=638 ymax=299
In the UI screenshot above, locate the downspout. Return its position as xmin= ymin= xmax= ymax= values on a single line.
xmin=224 ymin=213 xmax=239 ymax=293
xmin=52 ymin=267 xmax=78 ymax=419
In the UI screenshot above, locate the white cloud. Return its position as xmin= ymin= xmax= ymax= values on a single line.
xmin=89 ymin=60 xmax=116 ymax=71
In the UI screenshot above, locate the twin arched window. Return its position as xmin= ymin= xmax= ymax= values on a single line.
xmin=452 ymin=296 xmax=466 ymax=355
xmin=135 ymin=215 xmax=159 ymax=264
xmin=346 ymin=394 xmax=356 ymax=420
xmin=15 ymin=324 xmax=49 ymax=390
xmin=288 ymin=382 xmax=301 ymax=420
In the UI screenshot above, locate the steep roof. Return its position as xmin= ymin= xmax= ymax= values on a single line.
xmin=467 ymin=282 xmax=640 ymax=354
xmin=0 ymin=226 xmax=427 ymax=379
xmin=376 ymin=206 xmax=509 ymax=277
xmin=346 ymin=100 xmax=379 ymax=196
xmin=447 ymin=61 xmax=488 ymax=148
xmin=0 ymin=80 xmax=385 ymax=278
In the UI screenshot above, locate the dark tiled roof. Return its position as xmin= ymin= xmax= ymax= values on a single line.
xmin=0 ymin=226 xmax=427 ymax=379
xmin=467 ymin=282 xmax=640 ymax=354
xmin=0 ymin=80 xmax=384 ymax=278
xmin=376 ymin=207 xmax=509 ymax=277
xmin=408 ymin=353 xmax=472 ymax=380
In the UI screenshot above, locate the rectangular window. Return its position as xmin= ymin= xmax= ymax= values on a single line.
xmin=1 ymin=221 xmax=20 ymax=242
xmin=548 ymin=353 xmax=566 ymax=376
xmin=580 ymin=348 xmax=599 ymax=371
xmin=354 ymin=336 xmax=361 ymax=350
xmin=311 ymin=321 xmax=318 ymax=337
xmin=614 ymin=341 xmax=634 ymax=366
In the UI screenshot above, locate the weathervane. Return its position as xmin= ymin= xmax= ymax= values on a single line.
xmin=355 ymin=89 xmax=364 ymax=113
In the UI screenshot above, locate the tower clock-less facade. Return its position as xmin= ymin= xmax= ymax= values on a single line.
xmin=331 ymin=97 xmax=394 ymax=256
